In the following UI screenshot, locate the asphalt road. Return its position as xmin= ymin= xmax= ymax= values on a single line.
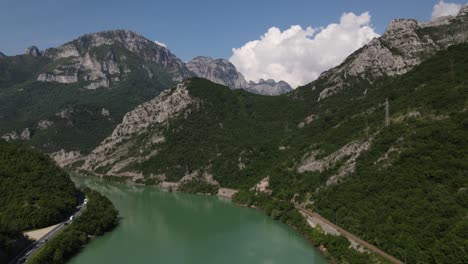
xmin=9 ymin=199 xmax=87 ymax=264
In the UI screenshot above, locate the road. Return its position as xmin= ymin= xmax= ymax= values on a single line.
xmin=9 ymin=199 xmax=87 ymax=264
xmin=296 ymin=205 xmax=404 ymax=264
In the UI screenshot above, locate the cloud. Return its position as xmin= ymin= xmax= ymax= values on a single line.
xmin=154 ymin=40 xmax=167 ymax=48
xmin=431 ymin=1 xmax=464 ymax=20
xmin=229 ymin=12 xmax=379 ymax=88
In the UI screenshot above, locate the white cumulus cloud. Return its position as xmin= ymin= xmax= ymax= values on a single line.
xmin=154 ymin=40 xmax=167 ymax=48
xmin=229 ymin=12 xmax=379 ymax=88
xmin=431 ymin=1 xmax=464 ymax=20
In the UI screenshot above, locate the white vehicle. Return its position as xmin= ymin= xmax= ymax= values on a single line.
xmin=84 ymin=198 xmax=88 ymax=205
xmin=69 ymin=216 xmax=74 ymax=221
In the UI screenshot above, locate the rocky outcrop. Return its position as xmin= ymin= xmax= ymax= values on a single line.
xmin=187 ymin=56 xmax=248 ymax=89
xmin=38 ymin=73 xmax=78 ymax=84
xmin=250 ymin=176 xmax=272 ymax=195
xmin=315 ymin=6 xmax=468 ymax=101
xmin=246 ymin=79 xmax=292 ymax=96
xmin=298 ymin=139 xmax=373 ymax=185
xmin=38 ymin=30 xmax=192 ymax=88
xmin=25 ymin=46 xmax=42 ymax=57
xmin=0 ymin=51 xmax=5 ymax=58
xmin=298 ymin=114 xmax=318 ymax=128
xmin=1 ymin=128 xmax=31 ymax=141
xmin=81 ymin=82 xmax=194 ymax=172
xmin=37 ymin=120 xmax=54 ymax=130
xmin=186 ymin=56 xmax=292 ymax=95
xmin=101 ymin=108 xmax=110 ymax=116
xmin=50 ymin=149 xmax=82 ymax=167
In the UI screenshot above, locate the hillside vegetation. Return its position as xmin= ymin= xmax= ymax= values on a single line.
xmin=28 ymin=190 xmax=118 ymax=264
xmin=108 ymin=44 xmax=468 ymax=263
xmin=0 ymin=45 xmax=175 ymax=153
xmin=0 ymin=140 xmax=79 ymax=262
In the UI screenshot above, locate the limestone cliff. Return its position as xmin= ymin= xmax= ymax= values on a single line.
xmin=81 ymin=81 xmax=194 ymax=175
xmin=37 ymin=30 xmax=192 ymax=89
xmin=315 ymin=6 xmax=468 ymax=100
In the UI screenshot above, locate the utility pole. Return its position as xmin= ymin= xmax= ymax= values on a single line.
xmin=365 ymin=118 xmax=369 ymax=139
xmin=385 ymin=98 xmax=390 ymax=127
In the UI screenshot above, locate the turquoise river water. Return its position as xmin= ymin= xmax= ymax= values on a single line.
xmin=68 ymin=175 xmax=327 ymax=264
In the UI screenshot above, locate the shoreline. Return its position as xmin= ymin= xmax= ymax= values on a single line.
xmin=71 ymin=173 xmax=330 ymax=260
xmin=70 ymin=172 xmax=393 ymax=263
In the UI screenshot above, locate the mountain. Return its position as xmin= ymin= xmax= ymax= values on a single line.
xmin=0 ymin=30 xmax=185 ymax=154
xmin=186 ymin=56 xmax=292 ymax=95
xmin=0 ymin=52 xmax=5 ymax=58
xmin=37 ymin=30 xmax=191 ymax=89
xmin=0 ymin=30 xmax=295 ymax=156
xmin=306 ymin=6 xmax=468 ymax=101
xmin=247 ymin=79 xmax=292 ymax=96
xmin=72 ymin=8 xmax=468 ymax=263
xmin=186 ymin=56 xmax=249 ymax=89
xmin=80 ymin=43 xmax=468 ymax=264
xmin=25 ymin=46 xmax=42 ymax=57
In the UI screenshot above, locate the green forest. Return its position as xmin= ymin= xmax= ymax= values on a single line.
xmin=0 ymin=45 xmax=175 ymax=153
xmin=127 ymin=44 xmax=468 ymax=263
xmin=28 ymin=190 xmax=118 ymax=264
xmin=0 ymin=140 xmax=79 ymax=262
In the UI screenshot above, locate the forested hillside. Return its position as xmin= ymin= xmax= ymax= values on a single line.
xmin=0 ymin=38 xmax=176 ymax=154
xmin=85 ymin=44 xmax=468 ymax=263
xmin=0 ymin=140 xmax=79 ymax=262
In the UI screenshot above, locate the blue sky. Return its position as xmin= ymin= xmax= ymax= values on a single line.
xmin=0 ymin=0 xmax=466 ymax=61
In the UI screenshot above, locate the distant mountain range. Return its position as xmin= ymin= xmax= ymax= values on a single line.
xmin=186 ymin=56 xmax=292 ymax=95
xmin=7 ymin=30 xmax=291 ymax=95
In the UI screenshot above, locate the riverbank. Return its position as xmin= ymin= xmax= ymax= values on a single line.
xmin=71 ymin=172 xmax=389 ymax=263
xmin=73 ymin=171 xmax=239 ymax=199
xmin=28 ymin=190 xmax=118 ymax=264
xmin=233 ymin=191 xmax=395 ymax=264
xmin=71 ymin=174 xmax=378 ymax=263
xmin=68 ymin=175 xmax=327 ymax=264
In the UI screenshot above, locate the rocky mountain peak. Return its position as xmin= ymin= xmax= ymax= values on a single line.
xmin=310 ymin=8 xmax=468 ymax=101
xmin=247 ymin=79 xmax=292 ymax=96
xmin=186 ymin=57 xmax=292 ymax=95
xmin=457 ymin=5 xmax=468 ymax=18
xmin=186 ymin=56 xmax=248 ymax=89
xmin=37 ymin=29 xmax=192 ymax=89
xmin=0 ymin=51 xmax=5 ymax=58
xmin=25 ymin=46 xmax=42 ymax=57
xmin=384 ymin=19 xmax=419 ymax=35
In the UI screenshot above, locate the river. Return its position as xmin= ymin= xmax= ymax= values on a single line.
xmin=69 ymin=175 xmax=327 ymax=264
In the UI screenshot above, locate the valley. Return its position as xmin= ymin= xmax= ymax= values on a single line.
xmin=1 ymin=3 xmax=467 ymax=264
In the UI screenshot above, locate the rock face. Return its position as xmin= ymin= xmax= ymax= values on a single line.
xmin=37 ymin=120 xmax=54 ymax=130
xmin=50 ymin=149 xmax=82 ymax=167
xmin=315 ymin=6 xmax=468 ymax=100
xmin=38 ymin=30 xmax=192 ymax=89
xmin=25 ymin=46 xmax=42 ymax=57
xmin=82 ymin=81 xmax=194 ymax=173
xmin=298 ymin=139 xmax=373 ymax=185
xmin=186 ymin=56 xmax=292 ymax=95
xmin=187 ymin=56 xmax=249 ymax=89
xmin=247 ymin=79 xmax=292 ymax=96
xmin=1 ymin=128 xmax=31 ymax=141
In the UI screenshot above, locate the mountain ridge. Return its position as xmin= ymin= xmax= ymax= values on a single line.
xmin=186 ymin=56 xmax=292 ymax=95
xmin=302 ymin=5 xmax=468 ymax=101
